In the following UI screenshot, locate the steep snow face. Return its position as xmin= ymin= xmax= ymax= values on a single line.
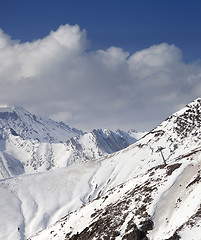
xmin=127 ymin=129 xmax=148 ymax=140
xmin=2 ymin=98 xmax=201 ymax=239
xmin=64 ymin=129 xmax=135 ymax=166
xmin=151 ymin=98 xmax=201 ymax=161
xmin=116 ymin=129 xmax=148 ymax=145
xmin=0 ymin=105 xmax=83 ymax=142
xmin=116 ymin=129 xmax=137 ymax=145
xmin=90 ymin=129 xmax=133 ymax=154
xmin=0 ymin=129 xmax=135 ymax=179
xmin=0 ymin=105 xmax=83 ymax=178
xmin=0 ymin=106 xmax=137 ymax=179
xmin=29 ymin=151 xmax=201 ymax=240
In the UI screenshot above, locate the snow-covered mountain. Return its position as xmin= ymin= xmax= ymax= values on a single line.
xmin=127 ymin=128 xmax=148 ymax=140
xmin=116 ymin=129 xmax=147 ymax=145
xmin=29 ymin=151 xmax=201 ymax=240
xmin=3 ymin=98 xmax=201 ymax=240
xmin=24 ymin=97 xmax=201 ymax=240
xmin=0 ymin=105 xmax=83 ymax=142
xmin=64 ymin=128 xmax=136 ymax=166
xmin=0 ymin=105 xmax=137 ymax=179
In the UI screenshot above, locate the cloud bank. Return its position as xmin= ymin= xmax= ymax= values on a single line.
xmin=0 ymin=24 xmax=201 ymax=131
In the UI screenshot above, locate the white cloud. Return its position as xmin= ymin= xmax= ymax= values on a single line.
xmin=95 ymin=47 xmax=129 ymax=69
xmin=0 ymin=24 xmax=87 ymax=82
xmin=0 ymin=24 xmax=201 ymax=131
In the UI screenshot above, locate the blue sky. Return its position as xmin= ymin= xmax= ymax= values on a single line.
xmin=1 ymin=0 xmax=201 ymax=61
xmin=1 ymin=0 xmax=201 ymax=131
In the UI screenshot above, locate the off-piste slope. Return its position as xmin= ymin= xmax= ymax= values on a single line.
xmin=0 ymin=105 xmax=136 ymax=179
xmin=29 ymin=151 xmax=201 ymax=240
xmin=1 ymin=98 xmax=201 ymax=239
xmin=26 ymin=97 xmax=201 ymax=240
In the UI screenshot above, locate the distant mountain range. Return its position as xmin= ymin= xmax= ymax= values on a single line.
xmin=0 ymin=105 xmax=145 ymax=179
xmin=2 ymin=99 xmax=201 ymax=240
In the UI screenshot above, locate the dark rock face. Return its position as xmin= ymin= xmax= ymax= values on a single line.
xmin=65 ymin=177 xmax=155 ymax=240
xmin=10 ymin=128 xmax=19 ymax=136
xmin=166 ymin=232 xmax=181 ymax=240
xmin=122 ymin=229 xmax=147 ymax=240
xmin=173 ymin=98 xmax=201 ymax=138
xmin=140 ymin=219 xmax=154 ymax=233
xmin=0 ymin=111 xmax=19 ymax=121
xmin=166 ymin=163 xmax=182 ymax=176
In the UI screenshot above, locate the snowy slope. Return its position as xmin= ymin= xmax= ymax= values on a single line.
xmin=2 ymin=98 xmax=201 ymax=239
xmin=0 ymin=105 xmax=83 ymax=142
xmin=116 ymin=129 xmax=148 ymax=145
xmin=65 ymin=128 xmax=135 ymax=165
xmin=0 ymin=104 xmax=84 ymax=178
xmin=29 ymin=151 xmax=201 ymax=240
xmin=0 ymin=129 xmax=136 ymax=179
xmin=117 ymin=128 xmax=148 ymax=143
xmin=0 ymin=106 xmax=137 ymax=179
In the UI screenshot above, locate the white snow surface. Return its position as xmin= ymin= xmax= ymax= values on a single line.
xmin=2 ymin=98 xmax=201 ymax=239
xmin=29 ymin=153 xmax=201 ymax=240
xmin=0 ymin=105 xmax=83 ymax=142
xmin=0 ymin=105 xmax=136 ymax=179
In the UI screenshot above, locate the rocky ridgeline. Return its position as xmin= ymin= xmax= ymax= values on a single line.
xmin=28 ymin=98 xmax=201 ymax=240
xmin=0 ymin=105 xmax=137 ymax=178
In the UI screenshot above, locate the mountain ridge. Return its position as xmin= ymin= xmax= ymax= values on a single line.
xmin=0 ymin=105 xmax=139 ymax=179
xmin=2 ymin=99 xmax=201 ymax=239
xmin=0 ymin=105 xmax=84 ymax=142
xmin=25 ymin=97 xmax=201 ymax=240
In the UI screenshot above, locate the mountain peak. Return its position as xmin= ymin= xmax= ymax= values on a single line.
xmin=0 ymin=104 xmax=83 ymax=142
xmin=189 ymin=97 xmax=201 ymax=104
xmin=0 ymin=104 xmax=17 ymax=112
xmin=26 ymin=98 xmax=201 ymax=240
xmin=2 ymin=98 xmax=201 ymax=240
xmin=0 ymin=104 xmax=9 ymax=108
xmin=173 ymin=98 xmax=201 ymax=116
xmin=0 ymin=105 xmax=31 ymax=118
